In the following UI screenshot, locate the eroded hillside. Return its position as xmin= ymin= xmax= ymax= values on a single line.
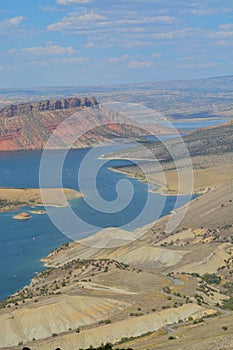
xmin=0 ymin=97 xmax=170 ymax=151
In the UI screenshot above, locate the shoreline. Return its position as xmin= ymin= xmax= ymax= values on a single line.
xmin=0 ymin=145 xmax=208 ymax=303
xmin=0 ymin=187 xmax=82 ymax=213
xmin=109 ymin=166 xmax=195 ymax=196
xmin=0 ymin=164 xmax=194 ymax=301
xmin=109 ymin=165 xmax=214 ymax=196
xmin=100 ymin=154 xmax=163 ymax=161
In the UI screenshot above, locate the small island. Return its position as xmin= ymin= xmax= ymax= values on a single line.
xmin=29 ymin=209 xmax=46 ymax=215
xmin=13 ymin=212 xmax=32 ymax=220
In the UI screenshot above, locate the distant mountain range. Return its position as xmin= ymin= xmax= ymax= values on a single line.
xmin=0 ymin=75 xmax=232 ymax=151
xmin=0 ymin=75 xmax=232 ymax=96
xmin=0 ymin=75 xmax=232 ymax=122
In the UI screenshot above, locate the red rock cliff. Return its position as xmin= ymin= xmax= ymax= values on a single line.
xmin=0 ymin=97 xmax=148 ymax=151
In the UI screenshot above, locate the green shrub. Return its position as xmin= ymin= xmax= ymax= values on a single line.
xmin=104 ymin=319 xmax=111 ymax=324
xmin=168 ymin=335 xmax=176 ymax=340
xmin=222 ymin=297 xmax=233 ymax=310
xmin=202 ymin=273 xmax=221 ymax=285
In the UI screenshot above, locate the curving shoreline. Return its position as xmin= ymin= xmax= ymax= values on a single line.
xmin=109 ymin=165 xmax=192 ymax=196
xmin=0 ymin=187 xmax=82 ymax=213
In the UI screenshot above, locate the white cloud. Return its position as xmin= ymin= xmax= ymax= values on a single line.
xmin=152 ymin=28 xmax=191 ymax=40
xmin=107 ymin=54 xmax=129 ymax=63
xmin=191 ymin=9 xmax=215 ymax=16
xmin=117 ymin=27 xmax=146 ymax=33
xmin=77 ymin=24 xmax=198 ymax=48
xmin=47 ymin=13 xmax=173 ymax=33
xmin=83 ymin=42 xmax=95 ymax=48
xmin=47 ymin=12 xmax=107 ymax=31
xmin=208 ymin=30 xmax=233 ymax=38
xmin=21 ymin=45 xmax=77 ymax=56
xmin=216 ymin=40 xmax=233 ymax=47
xmin=57 ymin=0 xmax=92 ymax=4
xmin=3 ymin=48 xmax=17 ymax=55
xmin=0 ymin=16 xmax=26 ymax=36
xmin=2 ymin=16 xmax=25 ymax=27
xmin=77 ymin=13 xmax=106 ymax=21
xmin=208 ymin=23 xmax=233 ymax=40
xmin=113 ymin=16 xmax=174 ymax=25
xmin=0 ymin=64 xmax=4 ymax=70
xmin=120 ymin=39 xmax=151 ymax=48
xmin=46 ymin=7 xmax=223 ymax=52
xmin=218 ymin=23 xmax=233 ymax=30
xmin=59 ymin=56 xmax=90 ymax=63
xmin=46 ymin=11 xmax=178 ymax=49
xmin=152 ymin=52 xmax=162 ymax=58
xmin=39 ymin=6 xmax=66 ymax=12
xmin=22 ymin=56 xmax=90 ymax=67
xmin=182 ymin=62 xmax=217 ymax=69
xmin=129 ymin=60 xmax=153 ymax=69
xmin=152 ymin=32 xmax=174 ymax=39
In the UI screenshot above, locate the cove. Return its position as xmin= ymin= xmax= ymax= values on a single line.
xmin=0 ymin=143 xmax=191 ymax=300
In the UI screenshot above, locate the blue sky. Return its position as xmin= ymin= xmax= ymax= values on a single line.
xmin=0 ymin=0 xmax=232 ymax=87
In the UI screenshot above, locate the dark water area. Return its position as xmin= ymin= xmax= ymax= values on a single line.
xmin=0 ymin=208 xmax=69 ymax=300
xmin=0 ymin=145 xmax=190 ymax=300
xmin=0 ymin=116 xmax=223 ymax=300
xmin=163 ymin=118 xmax=227 ymax=130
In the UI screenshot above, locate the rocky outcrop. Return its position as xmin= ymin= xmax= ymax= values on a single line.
xmin=0 ymin=97 xmax=150 ymax=151
xmin=0 ymin=97 xmax=98 ymax=119
xmin=0 ymin=96 xmax=173 ymax=151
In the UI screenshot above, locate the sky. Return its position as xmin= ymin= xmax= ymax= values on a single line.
xmin=0 ymin=0 xmax=232 ymax=88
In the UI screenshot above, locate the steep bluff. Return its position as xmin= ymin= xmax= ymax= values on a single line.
xmin=0 ymin=97 xmax=150 ymax=151
xmin=0 ymin=97 xmax=98 ymax=119
xmin=0 ymin=96 xmax=173 ymax=151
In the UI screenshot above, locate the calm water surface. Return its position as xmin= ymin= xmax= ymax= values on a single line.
xmin=0 ymin=145 xmax=189 ymax=300
xmin=161 ymin=118 xmax=227 ymax=130
xmin=0 ymin=117 xmax=226 ymax=300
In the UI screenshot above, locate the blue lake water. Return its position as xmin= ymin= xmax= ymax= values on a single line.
xmin=0 ymin=116 xmax=227 ymax=300
xmin=0 ymin=145 xmax=192 ymax=300
xmin=161 ymin=118 xmax=227 ymax=130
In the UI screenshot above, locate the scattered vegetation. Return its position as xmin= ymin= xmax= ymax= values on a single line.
xmin=222 ymin=297 xmax=233 ymax=310
xmin=202 ymin=273 xmax=221 ymax=285
xmin=79 ymin=344 xmax=133 ymax=350
xmin=99 ymin=319 xmax=112 ymax=325
xmin=168 ymin=335 xmax=176 ymax=340
xmin=0 ymin=198 xmax=25 ymax=210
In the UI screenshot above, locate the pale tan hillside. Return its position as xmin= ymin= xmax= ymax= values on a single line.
xmin=0 ymin=295 xmax=129 ymax=348
xmin=43 ymin=182 xmax=233 ymax=275
xmin=26 ymin=305 xmax=215 ymax=350
xmin=118 ymin=312 xmax=233 ymax=350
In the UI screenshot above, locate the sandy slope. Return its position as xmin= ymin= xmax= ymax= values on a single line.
xmin=44 ymin=239 xmax=188 ymax=270
xmin=0 ymin=295 xmax=129 ymax=347
xmin=28 ymin=304 xmax=215 ymax=350
xmin=175 ymin=243 xmax=232 ymax=274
